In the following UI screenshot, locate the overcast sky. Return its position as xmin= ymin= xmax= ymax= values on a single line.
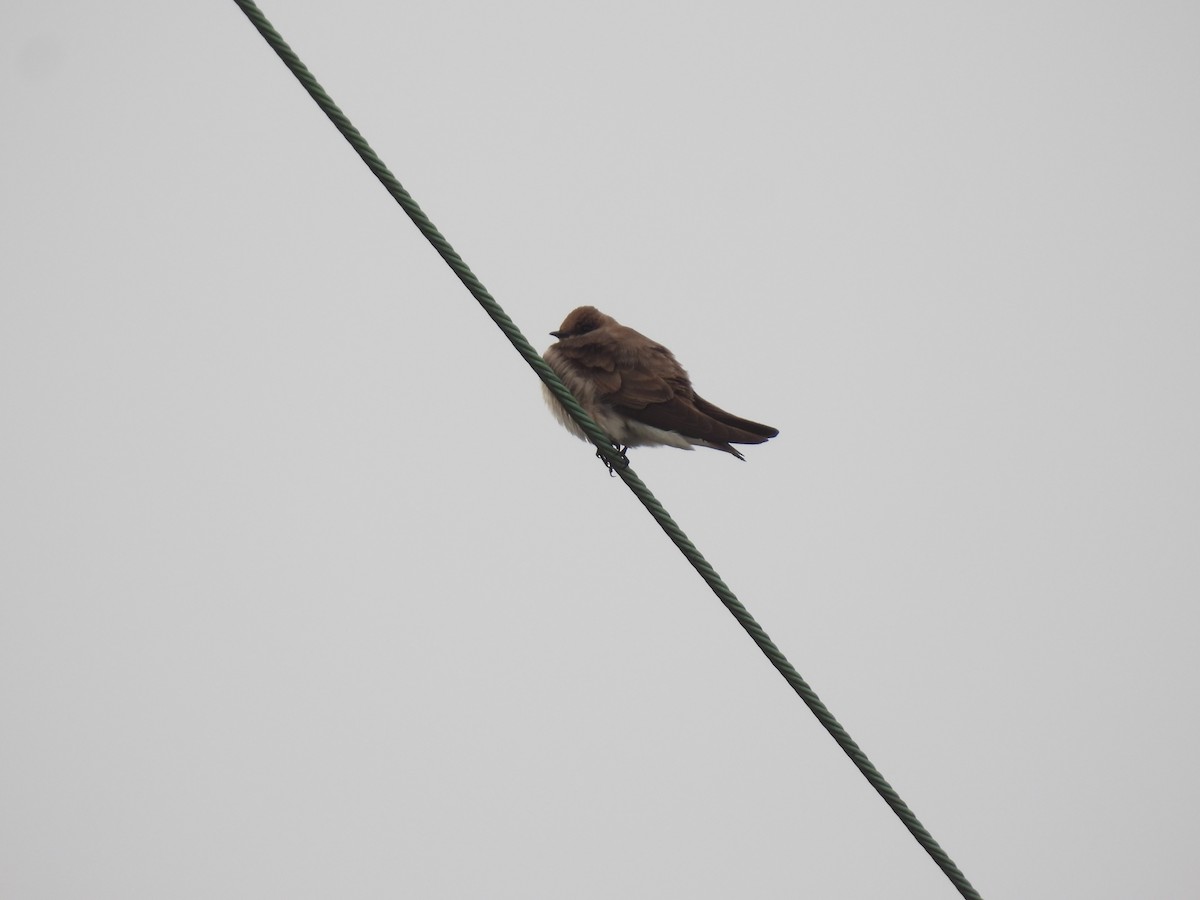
xmin=3 ymin=2 xmax=1198 ymax=898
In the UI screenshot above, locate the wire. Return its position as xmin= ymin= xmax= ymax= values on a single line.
xmin=231 ymin=3 xmax=984 ymax=897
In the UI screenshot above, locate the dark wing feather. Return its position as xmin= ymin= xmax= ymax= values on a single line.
xmin=620 ymin=394 xmax=775 ymax=446
xmin=607 ymin=345 xmax=682 ymax=407
xmin=692 ymin=395 xmax=779 ymax=439
xmin=608 ymin=342 xmax=776 ymax=448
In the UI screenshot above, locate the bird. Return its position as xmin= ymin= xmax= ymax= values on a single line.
xmin=542 ymin=306 xmax=778 ymax=461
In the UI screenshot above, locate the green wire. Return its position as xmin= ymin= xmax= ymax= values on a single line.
xmin=231 ymin=3 xmax=984 ymax=897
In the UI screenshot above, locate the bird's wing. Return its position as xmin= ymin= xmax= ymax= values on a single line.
xmin=692 ymin=395 xmax=779 ymax=439
xmin=607 ymin=344 xmax=775 ymax=446
xmin=607 ymin=344 xmax=685 ymax=408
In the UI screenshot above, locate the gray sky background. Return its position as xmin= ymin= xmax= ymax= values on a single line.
xmin=3 ymin=2 xmax=1198 ymax=898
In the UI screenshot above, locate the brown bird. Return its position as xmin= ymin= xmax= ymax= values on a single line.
xmin=543 ymin=306 xmax=778 ymax=460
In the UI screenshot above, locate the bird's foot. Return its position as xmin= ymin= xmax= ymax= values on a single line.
xmin=596 ymin=444 xmax=630 ymax=476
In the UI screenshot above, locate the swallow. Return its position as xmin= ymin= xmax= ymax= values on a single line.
xmin=543 ymin=306 xmax=778 ymax=460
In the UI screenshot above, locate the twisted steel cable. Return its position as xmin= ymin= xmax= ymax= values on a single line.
xmin=231 ymin=3 xmax=983 ymax=897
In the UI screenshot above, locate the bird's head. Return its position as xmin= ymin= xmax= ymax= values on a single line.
xmin=550 ymin=306 xmax=614 ymax=340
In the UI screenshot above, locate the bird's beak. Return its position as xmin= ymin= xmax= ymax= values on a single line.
xmin=550 ymin=330 xmax=566 ymax=339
